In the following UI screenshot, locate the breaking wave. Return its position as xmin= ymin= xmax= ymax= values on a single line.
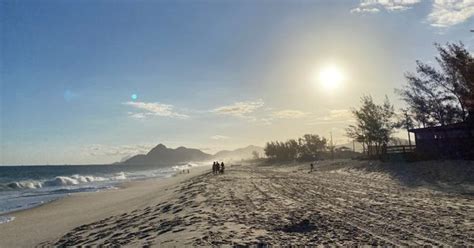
xmin=0 ymin=216 xmax=15 ymax=224
xmin=172 ymin=162 xmax=203 ymax=172
xmin=3 ymin=173 xmax=124 ymax=190
xmin=0 ymin=163 xmax=190 ymax=220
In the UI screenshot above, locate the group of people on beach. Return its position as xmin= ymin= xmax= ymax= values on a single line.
xmin=212 ymin=161 xmax=225 ymax=174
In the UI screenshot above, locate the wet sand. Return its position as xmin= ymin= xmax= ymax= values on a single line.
xmin=0 ymin=167 xmax=208 ymax=247
xmin=1 ymin=161 xmax=473 ymax=246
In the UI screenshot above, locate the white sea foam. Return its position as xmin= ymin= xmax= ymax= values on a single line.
xmin=111 ymin=172 xmax=127 ymax=180
xmin=172 ymin=162 xmax=203 ymax=172
xmin=0 ymin=165 xmax=183 ymax=216
xmin=7 ymin=181 xmax=43 ymax=189
xmin=0 ymin=216 xmax=15 ymax=224
xmin=5 ymin=174 xmax=125 ymax=190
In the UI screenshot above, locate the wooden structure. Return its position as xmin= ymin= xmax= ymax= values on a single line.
xmin=409 ymin=122 xmax=474 ymax=159
xmin=386 ymin=145 xmax=416 ymax=154
xmin=366 ymin=144 xmax=416 ymax=161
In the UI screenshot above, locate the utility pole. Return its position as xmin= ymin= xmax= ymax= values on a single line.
xmin=405 ymin=111 xmax=412 ymax=146
xmin=330 ymin=131 xmax=334 ymax=160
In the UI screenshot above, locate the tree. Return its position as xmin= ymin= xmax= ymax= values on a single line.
xmin=264 ymin=134 xmax=328 ymax=161
xmin=285 ymin=139 xmax=299 ymax=161
xmin=395 ymin=108 xmax=415 ymax=146
xmin=397 ymin=42 xmax=474 ymax=126
xmin=264 ymin=141 xmax=277 ymax=160
xmin=346 ymin=95 xmax=396 ymax=156
xmin=251 ymin=151 xmax=260 ymax=159
xmin=264 ymin=141 xmax=293 ymax=161
xmin=298 ymin=134 xmax=327 ymax=160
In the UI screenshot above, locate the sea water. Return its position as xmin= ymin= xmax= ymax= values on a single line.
xmin=0 ymin=162 xmax=202 ymax=223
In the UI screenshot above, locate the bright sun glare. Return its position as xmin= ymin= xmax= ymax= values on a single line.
xmin=318 ymin=65 xmax=345 ymax=91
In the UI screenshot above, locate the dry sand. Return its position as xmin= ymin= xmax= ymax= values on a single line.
xmin=1 ymin=160 xmax=473 ymax=246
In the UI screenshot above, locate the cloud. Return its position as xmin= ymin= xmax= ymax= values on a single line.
xmin=428 ymin=0 xmax=474 ymax=27
xmin=272 ymin=110 xmax=309 ymax=119
xmin=84 ymin=144 xmax=155 ymax=157
xmin=351 ymin=0 xmax=421 ymax=13
xmin=258 ymin=117 xmax=274 ymax=126
xmin=306 ymin=109 xmax=354 ymax=125
xmin=351 ymin=7 xmax=381 ymax=13
xmin=211 ymin=135 xmax=230 ymax=140
xmin=211 ymin=100 xmax=264 ymax=117
xmin=123 ymin=101 xmax=189 ymax=119
xmin=328 ymin=109 xmax=353 ymax=119
xmin=352 ymin=0 xmax=474 ymax=27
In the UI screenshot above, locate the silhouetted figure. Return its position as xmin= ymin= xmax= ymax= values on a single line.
xmin=310 ymin=163 xmax=314 ymax=173
xmin=214 ymin=161 xmax=219 ymax=174
xmin=220 ymin=162 xmax=225 ymax=174
xmin=212 ymin=162 xmax=216 ymax=174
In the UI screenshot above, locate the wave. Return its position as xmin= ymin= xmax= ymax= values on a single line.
xmin=6 ymin=181 xmax=43 ymax=190
xmin=172 ymin=162 xmax=203 ymax=172
xmin=111 ymin=172 xmax=126 ymax=180
xmin=1 ymin=163 xmax=195 ymax=192
xmin=2 ymin=173 xmax=126 ymax=190
xmin=0 ymin=167 xmax=179 ymax=218
xmin=0 ymin=216 xmax=15 ymax=224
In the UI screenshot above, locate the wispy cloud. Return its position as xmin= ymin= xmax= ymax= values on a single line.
xmin=351 ymin=0 xmax=474 ymax=27
xmin=306 ymin=109 xmax=354 ymax=125
xmin=84 ymin=144 xmax=155 ymax=157
xmin=328 ymin=109 xmax=353 ymax=120
xmin=211 ymin=135 xmax=230 ymax=140
xmin=211 ymin=99 xmax=264 ymax=117
xmin=123 ymin=101 xmax=189 ymax=119
xmin=351 ymin=7 xmax=381 ymax=13
xmin=351 ymin=0 xmax=421 ymax=13
xmin=428 ymin=0 xmax=474 ymax=27
xmin=272 ymin=110 xmax=309 ymax=119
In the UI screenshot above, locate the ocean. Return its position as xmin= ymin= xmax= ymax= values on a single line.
xmin=0 ymin=162 xmax=201 ymax=224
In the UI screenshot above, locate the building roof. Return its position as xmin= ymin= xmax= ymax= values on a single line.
xmin=409 ymin=122 xmax=474 ymax=133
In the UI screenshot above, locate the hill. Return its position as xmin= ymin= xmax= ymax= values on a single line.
xmin=213 ymin=145 xmax=264 ymax=161
xmin=122 ymin=144 xmax=212 ymax=166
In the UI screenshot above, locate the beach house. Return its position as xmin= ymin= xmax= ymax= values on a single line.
xmin=409 ymin=122 xmax=474 ymax=159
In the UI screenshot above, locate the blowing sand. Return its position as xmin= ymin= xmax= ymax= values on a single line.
xmin=1 ymin=160 xmax=473 ymax=246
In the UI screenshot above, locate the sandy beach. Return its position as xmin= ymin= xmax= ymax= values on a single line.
xmin=0 ymin=166 xmax=208 ymax=247
xmin=1 ymin=160 xmax=473 ymax=247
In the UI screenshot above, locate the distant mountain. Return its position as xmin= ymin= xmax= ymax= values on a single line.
xmin=122 ymin=144 xmax=212 ymax=166
xmin=213 ymin=145 xmax=264 ymax=161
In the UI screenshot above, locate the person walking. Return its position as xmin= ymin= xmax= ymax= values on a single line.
xmin=310 ymin=163 xmax=314 ymax=173
xmin=220 ymin=162 xmax=225 ymax=174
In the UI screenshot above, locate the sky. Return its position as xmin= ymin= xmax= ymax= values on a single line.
xmin=1 ymin=0 xmax=473 ymax=165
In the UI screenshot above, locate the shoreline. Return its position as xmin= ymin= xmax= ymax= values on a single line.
xmin=0 ymin=171 xmax=166 ymax=217
xmin=0 ymin=165 xmax=209 ymax=247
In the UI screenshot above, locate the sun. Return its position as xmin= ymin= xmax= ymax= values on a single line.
xmin=317 ymin=65 xmax=345 ymax=91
